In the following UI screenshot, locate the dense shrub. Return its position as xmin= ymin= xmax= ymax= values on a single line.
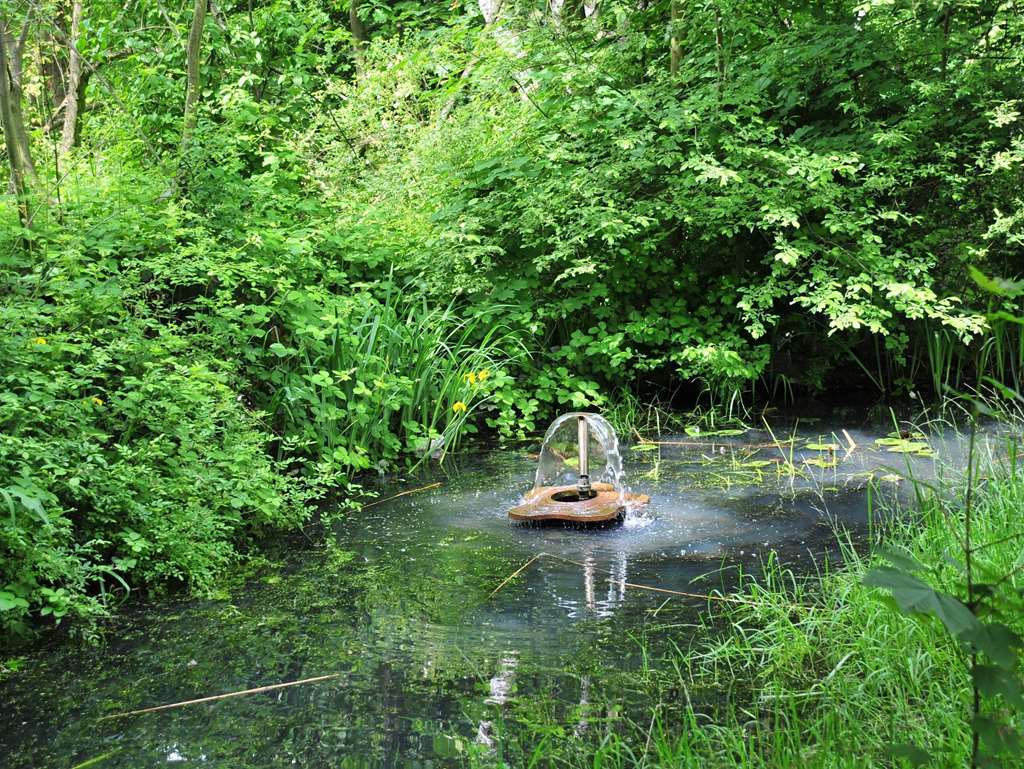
xmin=308 ymin=10 xmax=1021 ymax=404
xmin=0 ymin=226 xmax=306 ymax=634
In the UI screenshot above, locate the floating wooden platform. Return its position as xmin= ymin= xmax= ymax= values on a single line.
xmin=508 ymin=482 xmax=650 ymax=525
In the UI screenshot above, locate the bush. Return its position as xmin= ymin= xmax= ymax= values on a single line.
xmin=0 ymin=278 xmax=303 ymax=636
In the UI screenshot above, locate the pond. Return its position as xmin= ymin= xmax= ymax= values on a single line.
xmin=0 ymin=419 xmax=974 ymax=768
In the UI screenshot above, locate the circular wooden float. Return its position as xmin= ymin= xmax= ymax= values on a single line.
xmin=508 ymin=482 xmax=650 ymax=524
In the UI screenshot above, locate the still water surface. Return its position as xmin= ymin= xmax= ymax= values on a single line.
xmin=0 ymin=421 xmax=971 ymax=767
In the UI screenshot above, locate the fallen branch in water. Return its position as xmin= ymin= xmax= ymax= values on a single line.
xmin=486 ymin=551 xmax=792 ymax=608
xmin=361 ymin=482 xmax=441 ymax=510
xmin=99 ymin=674 xmax=340 ymax=719
xmin=638 ymin=440 xmax=779 ymax=449
xmin=489 ymin=552 xmax=546 ymax=598
xmin=842 ymin=429 xmax=858 ymax=456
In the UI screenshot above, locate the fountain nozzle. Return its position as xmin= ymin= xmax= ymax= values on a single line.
xmin=577 ymin=474 xmax=592 ymax=497
xmin=577 ymin=416 xmax=592 ymax=497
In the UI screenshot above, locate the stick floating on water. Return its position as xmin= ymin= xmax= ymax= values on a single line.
xmin=640 ymin=440 xmax=779 ymax=449
xmin=538 ymin=553 xmax=759 ymax=606
xmin=361 ymin=482 xmax=441 ymax=510
xmin=488 ymin=552 xmax=774 ymax=607
xmin=99 ymin=674 xmax=340 ymax=720
xmin=489 ymin=552 xmax=546 ymax=598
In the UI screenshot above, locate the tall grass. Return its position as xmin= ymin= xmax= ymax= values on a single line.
xmin=923 ymin=316 xmax=1024 ymax=402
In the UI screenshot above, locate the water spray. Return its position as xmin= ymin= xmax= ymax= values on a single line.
xmin=507 ymin=411 xmax=649 ymax=525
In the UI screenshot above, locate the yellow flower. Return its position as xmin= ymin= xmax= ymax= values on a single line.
xmin=91 ymin=396 xmax=104 ymax=406
xmin=33 ymin=337 xmax=47 ymax=345
xmin=477 ymin=369 xmax=490 ymax=382
xmin=464 ymin=372 xmax=477 ymax=385
xmin=452 ymin=401 xmax=467 ymax=414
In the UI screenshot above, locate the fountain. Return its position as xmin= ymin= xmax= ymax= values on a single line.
xmin=508 ymin=413 xmax=650 ymax=524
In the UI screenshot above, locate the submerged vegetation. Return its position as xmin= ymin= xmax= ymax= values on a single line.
xmin=1 ymin=0 xmax=1024 ymax=766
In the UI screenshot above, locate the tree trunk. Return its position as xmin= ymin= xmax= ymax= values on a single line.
xmin=72 ymin=68 xmax=89 ymax=149
xmin=349 ymin=0 xmax=367 ymax=48
xmin=181 ymin=0 xmax=207 ymax=150
xmin=60 ymin=0 xmax=83 ymax=155
xmin=349 ymin=0 xmax=367 ymax=69
xmin=7 ymin=17 xmax=37 ymax=182
xmin=552 ymin=0 xmax=589 ymax=22
xmin=479 ymin=0 xmax=503 ymax=25
xmin=940 ymin=6 xmax=954 ymax=78
xmin=670 ymin=0 xmax=681 ymax=75
xmin=714 ymin=5 xmax=725 ymax=97
xmin=0 ymin=56 xmax=31 ymax=228
xmin=0 ymin=12 xmax=38 ymax=228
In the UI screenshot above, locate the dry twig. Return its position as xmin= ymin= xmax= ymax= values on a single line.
xmin=361 ymin=482 xmax=441 ymax=509
xmin=99 ymin=674 xmax=340 ymax=720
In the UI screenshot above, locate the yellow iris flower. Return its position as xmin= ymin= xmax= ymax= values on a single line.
xmin=452 ymin=401 xmax=467 ymax=414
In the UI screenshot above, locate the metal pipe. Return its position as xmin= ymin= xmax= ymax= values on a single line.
xmin=577 ymin=416 xmax=591 ymax=496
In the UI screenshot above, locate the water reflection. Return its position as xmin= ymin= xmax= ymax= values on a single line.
xmin=547 ymin=549 xmax=632 ymax=619
xmin=477 ymin=653 xmax=517 ymax=750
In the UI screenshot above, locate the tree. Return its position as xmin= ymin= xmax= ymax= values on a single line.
xmin=59 ymin=0 xmax=83 ymax=156
xmin=181 ymin=0 xmax=207 ymax=150
xmin=0 ymin=9 xmax=38 ymax=228
xmin=670 ymin=0 xmax=681 ymax=74
xmin=479 ymin=0 xmax=504 ymax=25
xmin=349 ymin=0 xmax=367 ymax=60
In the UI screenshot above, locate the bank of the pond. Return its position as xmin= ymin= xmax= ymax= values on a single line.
xmin=493 ymin=458 xmax=1024 ymax=768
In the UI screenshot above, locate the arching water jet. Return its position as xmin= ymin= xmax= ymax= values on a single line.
xmin=508 ymin=412 xmax=650 ymax=525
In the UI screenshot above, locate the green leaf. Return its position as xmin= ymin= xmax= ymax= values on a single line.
xmin=877 ymin=547 xmax=927 ymax=574
xmin=805 ymin=456 xmax=838 ymax=468
xmin=969 ymin=267 xmax=1024 ymax=297
xmin=961 ymin=623 xmax=1022 ymax=670
xmin=863 ymin=566 xmax=980 ymax=639
xmin=973 ymin=665 xmax=1024 ymax=706
xmin=0 ymin=591 xmax=30 ymax=612
xmin=268 ymin=342 xmax=296 ymax=357
xmin=972 ymin=714 xmax=1022 ymax=754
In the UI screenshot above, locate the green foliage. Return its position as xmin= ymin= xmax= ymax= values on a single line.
xmin=304 ymin=1 xmax=1021 ymax=399
xmin=864 ymin=464 xmax=1024 ymax=766
xmin=0 ymin=212 xmax=307 ymax=636
xmin=2 ymin=0 xmax=1024 ymax=643
xmin=258 ymin=286 xmax=522 ymax=471
xmin=864 ymin=273 xmax=1024 ymax=767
